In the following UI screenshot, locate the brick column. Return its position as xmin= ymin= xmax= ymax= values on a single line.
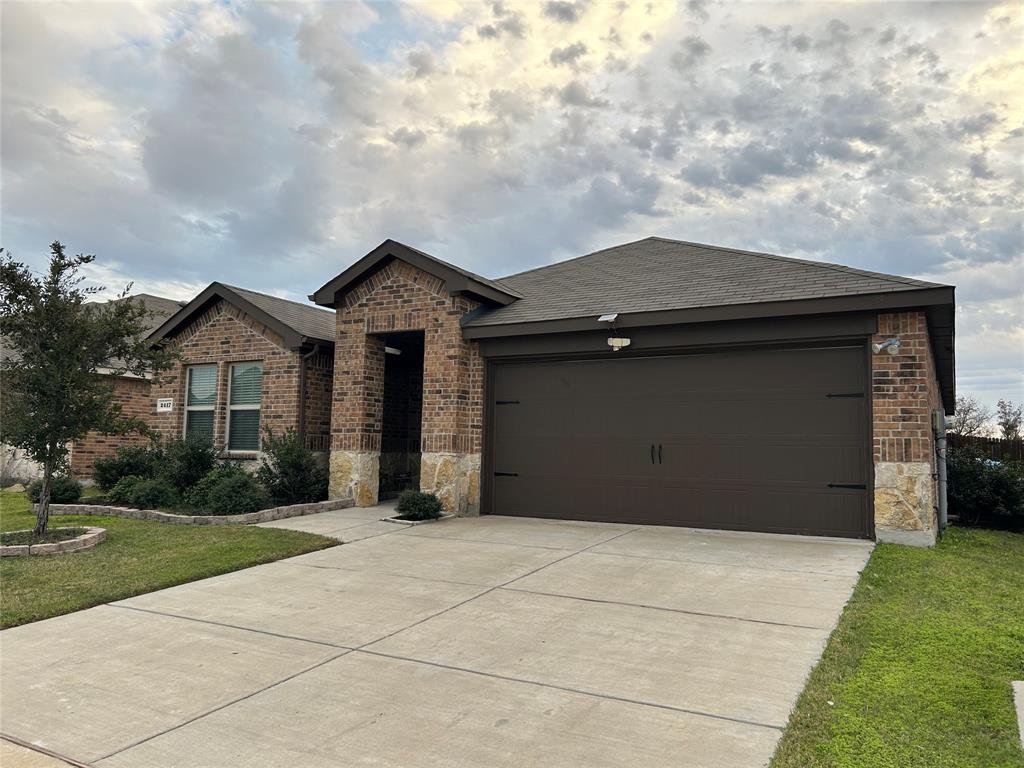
xmin=328 ymin=318 xmax=384 ymax=506
xmin=872 ymin=311 xmax=941 ymax=546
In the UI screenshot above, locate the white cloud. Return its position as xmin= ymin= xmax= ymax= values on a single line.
xmin=2 ymin=0 xmax=1021 ymax=409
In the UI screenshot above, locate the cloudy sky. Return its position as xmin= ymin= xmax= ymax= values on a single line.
xmin=1 ymin=0 xmax=1021 ymax=408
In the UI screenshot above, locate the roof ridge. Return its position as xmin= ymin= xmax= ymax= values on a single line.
xmin=496 ymin=236 xmax=660 ymax=281
xmin=647 ymin=236 xmax=947 ymax=289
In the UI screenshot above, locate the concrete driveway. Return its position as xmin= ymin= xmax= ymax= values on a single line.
xmin=0 ymin=509 xmax=872 ymax=767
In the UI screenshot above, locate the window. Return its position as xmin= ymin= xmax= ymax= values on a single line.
xmin=228 ymin=362 xmax=263 ymax=452
xmin=184 ymin=365 xmax=217 ymax=443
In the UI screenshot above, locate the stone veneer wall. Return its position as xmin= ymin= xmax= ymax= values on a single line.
xmin=69 ymin=376 xmax=154 ymax=478
xmin=329 ymin=260 xmax=484 ymax=514
xmin=872 ymin=310 xmax=943 ymax=546
xmin=150 ymin=300 xmax=331 ymax=456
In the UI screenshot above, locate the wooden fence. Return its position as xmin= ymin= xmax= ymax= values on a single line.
xmin=947 ymin=434 xmax=1024 ymax=461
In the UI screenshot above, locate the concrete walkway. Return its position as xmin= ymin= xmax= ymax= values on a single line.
xmin=0 ymin=508 xmax=873 ymax=767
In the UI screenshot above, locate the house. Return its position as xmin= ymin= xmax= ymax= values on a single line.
xmin=68 ymin=294 xmax=185 ymax=477
xmin=146 ymin=283 xmax=335 ymax=460
xmin=312 ymin=237 xmax=955 ymax=546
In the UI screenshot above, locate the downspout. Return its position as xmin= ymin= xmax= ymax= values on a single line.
xmin=297 ymin=343 xmax=320 ymax=448
xmin=933 ymin=409 xmax=948 ymax=534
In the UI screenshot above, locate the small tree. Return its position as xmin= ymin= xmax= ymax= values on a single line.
xmin=995 ymin=399 xmax=1023 ymax=441
xmin=0 ymin=242 xmax=175 ymax=533
xmin=948 ymin=395 xmax=994 ymax=438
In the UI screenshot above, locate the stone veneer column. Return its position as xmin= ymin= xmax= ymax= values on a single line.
xmin=417 ymin=317 xmax=483 ymax=515
xmin=872 ymin=311 xmax=942 ymax=547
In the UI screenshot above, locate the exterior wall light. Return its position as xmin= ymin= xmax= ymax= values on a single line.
xmin=598 ymin=313 xmax=631 ymax=352
xmin=872 ymin=337 xmax=901 ymax=355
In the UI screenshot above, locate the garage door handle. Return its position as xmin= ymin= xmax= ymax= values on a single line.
xmin=827 ymin=483 xmax=866 ymax=489
xmin=658 ymin=444 xmax=663 ymax=464
xmin=494 ymin=472 xmax=518 ymax=477
xmin=650 ymin=444 xmax=655 ymax=464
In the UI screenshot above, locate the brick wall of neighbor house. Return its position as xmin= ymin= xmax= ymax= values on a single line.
xmin=150 ymin=300 xmax=315 ymax=455
xmin=872 ymin=310 xmax=943 ymax=546
xmin=329 ymin=260 xmax=483 ymax=513
xmin=69 ymin=376 xmax=154 ymax=478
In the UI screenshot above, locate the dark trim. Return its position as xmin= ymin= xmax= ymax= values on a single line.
xmin=148 ymin=283 xmax=335 ymax=350
xmin=477 ymin=312 xmax=879 ymax=359
xmin=863 ymin=338 xmax=876 ymax=540
xmin=310 ymin=239 xmax=521 ymax=308
xmin=463 ymin=287 xmax=954 ymax=339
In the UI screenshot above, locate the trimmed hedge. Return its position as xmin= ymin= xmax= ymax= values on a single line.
xmin=25 ymin=476 xmax=83 ymax=504
xmin=395 ymin=490 xmax=444 ymax=521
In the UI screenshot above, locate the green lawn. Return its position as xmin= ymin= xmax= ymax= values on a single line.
xmin=772 ymin=527 xmax=1024 ymax=768
xmin=0 ymin=490 xmax=336 ymax=629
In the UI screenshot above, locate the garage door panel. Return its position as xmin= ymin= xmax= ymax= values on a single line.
xmin=489 ymin=346 xmax=869 ymax=538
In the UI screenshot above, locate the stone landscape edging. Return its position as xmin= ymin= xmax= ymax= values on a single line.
xmin=43 ymin=497 xmax=354 ymax=526
xmin=1 ymin=526 xmax=106 ymax=557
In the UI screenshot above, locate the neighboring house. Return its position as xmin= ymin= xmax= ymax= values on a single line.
xmin=68 ymin=294 xmax=185 ymax=478
xmin=312 ymin=237 xmax=955 ymax=547
xmin=146 ymin=282 xmax=335 ymax=461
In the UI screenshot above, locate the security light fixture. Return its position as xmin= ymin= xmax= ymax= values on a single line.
xmin=598 ymin=313 xmax=630 ymax=351
xmin=872 ymin=337 xmax=901 ymax=355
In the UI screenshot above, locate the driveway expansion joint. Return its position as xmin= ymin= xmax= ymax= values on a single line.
xmin=91 ymin=650 xmax=352 ymax=764
xmin=497 ymin=585 xmax=828 ymax=631
xmin=355 ymin=649 xmax=785 ymax=732
xmin=107 ymin=603 xmax=353 ymax=650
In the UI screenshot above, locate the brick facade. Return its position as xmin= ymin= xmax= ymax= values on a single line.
xmin=69 ymin=375 xmax=154 ymax=478
xmin=149 ymin=299 xmax=333 ymax=457
xmin=871 ymin=310 xmax=944 ymax=545
xmin=328 ymin=260 xmax=484 ymax=512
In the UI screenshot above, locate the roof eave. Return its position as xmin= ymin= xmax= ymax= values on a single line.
xmin=310 ymin=239 xmax=521 ymax=308
xmin=462 ymin=286 xmax=955 ymax=338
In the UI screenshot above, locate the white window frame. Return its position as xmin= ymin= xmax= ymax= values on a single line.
xmin=184 ymin=364 xmax=217 ymax=441
xmin=226 ymin=362 xmax=262 ymax=454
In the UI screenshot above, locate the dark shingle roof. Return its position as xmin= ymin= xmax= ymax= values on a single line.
xmin=149 ymin=283 xmax=335 ymax=349
xmin=121 ymin=293 xmax=187 ymax=334
xmin=311 ymin=239 xmax=520 ymax=307
xmin=466 ymin=237 xmax=947 ymax=327
xmin=222 ymin=285 xmax=336 ymax=344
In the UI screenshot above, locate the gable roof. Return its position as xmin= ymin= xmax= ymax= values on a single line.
xmin=149 ymin=282 xmax=335 ymax=350
xmin=465 ymin=237 xmax=949 ymax=328
xmin=310 ymin=239 xmax=521 ymax=308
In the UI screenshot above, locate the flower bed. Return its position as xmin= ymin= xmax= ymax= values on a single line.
xmin=43 ymin=497 xmax=353 ymax=526
xmin=1 ymin=527 xmax=106 ymax=557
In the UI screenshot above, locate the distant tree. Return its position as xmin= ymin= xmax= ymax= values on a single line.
xmin=0 ymin=242 xmax=175 ymax=534
xmin=948 ymin=395 xmax=993 ymax=438
xmin=996 ymin=399 xmax=1023 ymax=441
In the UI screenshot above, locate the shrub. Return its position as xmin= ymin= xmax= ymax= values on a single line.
xmin=92 ymin=444 xmax=163 ymax=490
xmin=107 ymin=474 xmax=144 ymax=504
xmin=395 ymin=490 xmax=444 ymax=521
xmin=255 ymin=428 xmax=328 ymax=505
xmin=192 ymin=470 xmax=270 ymax=516
xmin=184 ymin=464 xmax=250 ymax=510
xmin=128 ymin=478 xmax=180 ymax=510
xmin=25 ymin=475 xmax=83 ymax=504
xmin=947 ymin=445 xmax=1024 ymax=528
xmin=159 ymin=436 xmax=218 ymax=491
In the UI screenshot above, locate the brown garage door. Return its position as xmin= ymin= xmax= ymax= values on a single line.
xmin=488 ymin=345 xmax=869 ymax=538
